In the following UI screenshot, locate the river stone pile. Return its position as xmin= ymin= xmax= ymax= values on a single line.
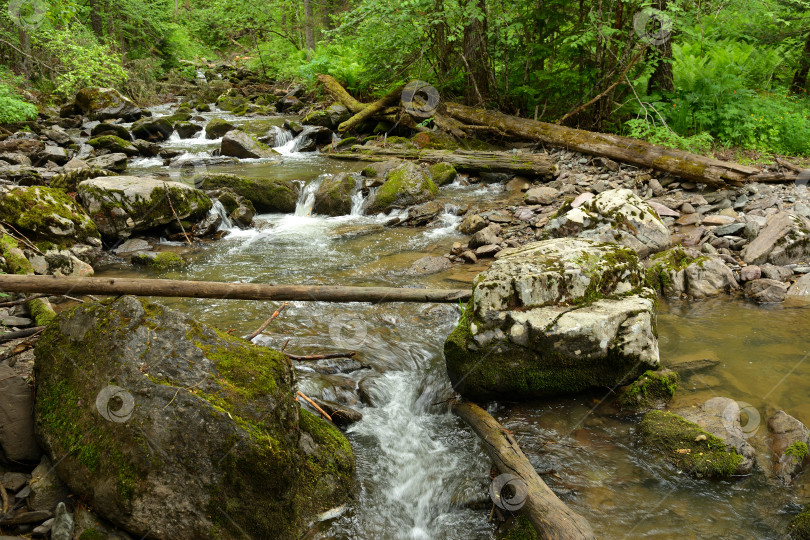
xmin=444 ymin=237 xmax=659 ymax=400
xmin=33 ymin=296 xmax=354 ymax=540
xmin=77 ymin=176 xmax=212 ymax=239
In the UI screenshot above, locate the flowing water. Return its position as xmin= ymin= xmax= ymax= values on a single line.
xmin=102 ymin=109 xmax=810 ymax=539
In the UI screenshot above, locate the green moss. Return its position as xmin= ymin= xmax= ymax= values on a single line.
xmin=0 ymin=234 xmax=33 ymax=274
xmin=77 ymin=529 xmax=105 ymax=540
xmin=639 ymin=410 xmax=745 ymax=477
xmin=132 ymin=252 xmax=186 ymax=272
xmin=428 ymin=162 xmax=458 ymax=186
xmin=618 ymin=370 xmax=679 ymax=411
xmin=645 ymin=247 xmax=707 ymax=294
xmin=28 ymin=298 xmax=56 ymax=326
xmin=87 ymin=135 xmax=133 ymax=152
xmin=361 ymin=166 xmax=378 ymax=178
xmin=500 ymin=516 xmax=540 ymax=540
xmin=791 ymin=504 xmax=810 ymax=540
xmin=197 ymin=174 xmax=298 ymax=213
xmin=785 ymin=441 xmax=809 ymax=460
xmin=370 ymin=163 xmax=437 ymax=213
xmin=0 ymin=186 xmax=99 ymax=245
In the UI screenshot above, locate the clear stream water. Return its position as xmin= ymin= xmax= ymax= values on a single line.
xmin=98 ymin=110 xmax=810 ymax=539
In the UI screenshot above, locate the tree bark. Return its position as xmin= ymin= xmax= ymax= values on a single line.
xmin=444 ymin=102 xmax=794 ymax=187
xmin=330 ymin=147 xmax=555 ymax=177
xmin=791 ymin=31 xmax=810 ymax=94
xmin=646 ymin=0 xmax=674 ymax=94
xmin=317 ymin=74 xmax=366 ymax=113
xmin=462 ymin=0 xmax=495 ymax=103
xmin=337 ymin=85 xmax=405 ymax=133
xmin=89 ymin=0 xmax=104 ymax=38
xmin=303 ymin=0 xmax=315 ymax=58
xmin=452 ymin=401 xmax=596 ymax=539
xmin=0 ymin=275 xmax=471 ymax=304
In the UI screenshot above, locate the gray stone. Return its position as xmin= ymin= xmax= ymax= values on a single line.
xmin=744 ymin=278 xmax=788 ymax=304
xmin=460 ymin=250 xmax=477 ymax=263
xmin=742 ymin=212 xmax=810 ymax=265
xmin=0 ymin=365 xmax=40 ymax=463
xmin=469 ymin=224 xmax=502 ymax=248
xmin=1 ymin=316 xmax=31 ymax=326
xmin=406 ymin=256 xmax=452 ymax=275
xmin=1 ymin=472 xmax=29 ymax=492
xmin=86 ymin=153 xmax=127 ymax=172
xmin=445 ymin=238 xmax=658 ymax=400
xmin=474 ymin=244 xmax=501 ymax=258
xmin=40 ymin=145 xmax=68 ymax=165
xmin=221 ymin=130 xmax=279 ymax=159
xmin=459 ymin=214 xmax=486 ymax=234
xmin=788 ymin=273 xmax=810 ymax=296
xmin=130 ymin=117 xmax=173 ymax=142
xmin=524 ymin=186 xmax=559 ymax=205
xmin=27 ymin=456 xmax=70 ymax=512
xmin=73 ymin=87 xmax=142 ymax=122
xmin=113 ymin=238 xmax=151 ymax=254
xmin=761 ymin=263 xmax=794 ymax=282
xmin=767 ymin=411 xmax=810 ymax=485
xmin=50 ymin=502 xmax=74 ymax=540
xmin=646 ymin=247 xmax=739 ymax=299
xmin=740 ymin=265 xmax=761 ymax=282
xmin=712 ymin=222 xmax=746 ymax=236
xmin=545 ymin=188 xmax=670 ymax=257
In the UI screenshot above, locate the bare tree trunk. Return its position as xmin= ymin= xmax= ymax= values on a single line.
xmin=790 ymin=31 xmax=810 ymax=94
xmin=17 ymin=28 xmax=30 ymax=78
xmin=647 ymin=0 xmax=674 ymax=94
xmin=89 ymin=0 xmax=104 ymax=38
xmin=462 ymin=0 xmax=495 ymax=104
xmin=303 ymin=0 xmax=315 ymax=59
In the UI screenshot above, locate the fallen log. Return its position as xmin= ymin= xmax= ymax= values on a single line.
xmin=317 ymin=74 xmax=366 ymax=113
xmin=452 ymin=400 xmax=596 ymax=540
xmin=444 ymin=102 xmax=802 ymax=188
xmin=0 ymin=275 xmax=471 ymax=304
xmin=338 ymin=85 xmax=406 ymax=133
xmin=330 ymin=146 xmax=556 ymax=177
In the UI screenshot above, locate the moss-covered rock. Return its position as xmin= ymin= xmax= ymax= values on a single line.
xmin=77 ymin=176 xmax=212 ymax=239
xmin=34 ymin=296 xmax=354 ymax=539
xmin=791 ymin=504 xmax=810 ymax=539
xmin=444 ymin=238 xmax=659 ymax=400
xmin=73 ymin=87 xmax=143 ymax=122
xmin=131 ymin=251 xmax=186 ymax=271
xmin=303 ymin=104 xmax=351 ymax=130
xmin=366 ymin=162 xmax=438 ymax=214
xmin=28 ymin=297 xmax=56 ymax=326
xmin=428 ymin=162 xmax=458 ymax=186
xmin=205 ymin=118 xmax=236 ymax=139
xmin=0 ymin=186 xmax=100 ymax=247
xmin=639 ymin=409 xmax=749 ymax=478
xmin=174 ymin=122 xmax=202 ymax=139
xmin=0 ymin=232 xmax=34 ymax=274
xmin=499 ymin=516 xmax=540 ymax=540
xmin=87 ymin=135 xmax=139 ymax=157
xmin=645 ymin=247 xmax=738 ymax=299
xmin=197 ymin=174 xmax=299 ymax=213
xmin=220 ymin=130 xmax=279 ymax=159
xmin=313 ymin=173 xmax=359 ymax=216
xmin=90 ymin=123 xmax=131 ymax=141
xmin=618 ymin=369 xmax=678 ymax=411
xmin=130 ymin=117 xmax=173 ymax=142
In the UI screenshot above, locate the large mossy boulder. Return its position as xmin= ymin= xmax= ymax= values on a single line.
xmin=196 ymin=173 xmax=299 ymax=213
xmin=221 ymin=130 xmax=279 ymax=159
xmin=130 ymin=117 xmax=173 ymax=142
xmin=77 ymin=176 xmax=212 ymax=239
xmin=545 ymin=188 xmax=671 ymax=258
xmin=0 ymin=186 xmax=100 ymax=247
xmin=366 ymin=162 xmax=438 ymax=214
xmin=205 ymin=118 xmax=236 ymax=139
xmin=88 ymin=135 xmax=139 ymax=157
xmin=34 ymin=296 xmax=354 ymax=540
xmin=313 ymin=173 xmax=360 ymax=216
xmin=645 ymin=246 xmax=739 ymax=299
xmin=73 ymin=87 xmax=143 ymax=122
xmin=791 ymin=504 xmax=810 ymax=539
xmin=303 ymin=103 xmax=351 ymax=130
xmin=639 ymin=399 xmax=755 ymax=478
xmin=444 ymin=238 xmax=659 ymax=400
xmin=742 ymin=212 xmax=810 ymax=266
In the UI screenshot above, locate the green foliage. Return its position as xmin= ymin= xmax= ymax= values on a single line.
xmin=0 ymin=81 xmax=37 ymax=123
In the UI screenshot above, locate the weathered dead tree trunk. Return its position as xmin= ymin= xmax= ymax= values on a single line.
xmin=330 ymin=147 xmax=555 ymax=177
xmin=338 ymin=85 xmax=405 ymax=133
xmin=452 ymin=401 xmax=596 ymax=539
xmin=0 ymin=275 xmax=471 ymax=304
xmin=317 ymin=74 xmax=366 ymax=113
xmin=444 ymin=103 xmax=802 ymax=187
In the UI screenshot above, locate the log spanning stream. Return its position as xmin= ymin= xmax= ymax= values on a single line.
xmin=88 ymin=105 xmax=810 ymax=539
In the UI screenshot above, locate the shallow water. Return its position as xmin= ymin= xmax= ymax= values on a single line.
xmin=100 ymin=112 xmax=810 ymax=539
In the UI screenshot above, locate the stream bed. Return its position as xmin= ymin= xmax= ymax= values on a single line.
xmin=95 ymin=110 xmax=810 ymax=539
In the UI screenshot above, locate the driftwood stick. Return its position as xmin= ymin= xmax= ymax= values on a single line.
xmin=296 ymin=390 xmax=332 ymax=421
xmin=338 ymin=85 xmax=406 ymax=133
xmin=286 ymin=352 xmax=356 ymax=361
xmin=246 ymin=302 xmax=289 ymax=341
xmin=0 ymin=275 xmax=471 ymax=304
xmin=452 ymin=401 xmax=596 ymax=540
xmin=0 ymin=478 xmax=8 ymax=515
xmin=0 ymin=326 xmax=45 ymax=343
xmin=0 ymin=294 xmax=44 ymax=308
xmin=164 ymin=182 xmax=193 ymax=247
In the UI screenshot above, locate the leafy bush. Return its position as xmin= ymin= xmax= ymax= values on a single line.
xmin=0 ymin=82 xmax=37 ymax=123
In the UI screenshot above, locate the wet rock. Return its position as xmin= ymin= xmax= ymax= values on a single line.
xmin=130 ymin=117 xmax=173 ymax=142
xmin=230 ymin=199 xmax=255 ymax=228
xmin=131 ymin=251 xmax=186 ymax=271
xmin=739 ymin=265 xmax=761 ymax=282
xmin=406 ymin=255 xmax=452 ymax=275
xmin=366 ymin=162 xmax=438 ymax=214
xmin=50 ymin=502 xmax=74 ymax=540
xmin=768 ymin=411 xmax=810 ymax=485
xmin=645 ymin=247 xmax=738 ymax=299
xmin=220 ymin=129 xmax=279 ymax=159
xmin=445 ymin=238 xmax=658 ymax=400
xmin=744 ymin=278 xmax=788 ymax=304
xmin=205 ymin=118 xmax=236 ymax=139
xmin=360 ymin=160 xmax=401 ymax=185
xmin=524 ymin=186 xmax=559 ymax=205
xmin=78 ymin=176 xmax=212 ymax=239
xmin=191 ymin=213 xmax=221 ymax=237
xmin=469 ymin=224 xmax=502 ymax=248
xmin=313 ymin=173 xmax=360 ymax=216
xmin=639 ymin=399 xmax=755 ymax=478
xmin=34 ymin=296 xmax=354 ymax=539
xmin=28 ymin=456 xmax=70 ymax=512
xmin=174 ymin=122 xmax=202 ymax=139
xmin=459 ymin=214 xmax=486 ymax=234
xmin=617 ymin=369 xmax=679 ymax=411
xmin=131 ymin=139 xmax=160 ymax=157
xmin=0 ymin=364 xmax=40 ymax=463
xmin=0 ymin=186 xmax=100 ymax=247
xmin=460 ymin=250 xmax=477 ymax=263
xmin=742 ymin=212 xmax=810 ymax=265
xmin=427 ymin=162 xmax=457 ymax=187
xmin=197 ymin=173 xmax=299 ymax=213
xmin=303 ymin=103 xmax=350 ymax=130
xmin=310 ymin=399 xmax=363 ymax=428
xmin=474 ymin=244 xmax=501 ymax=258
xmin=761 ymin=263 xmax=793 ymax=282
xmin=73 ymin=87 xmax=142 ymax=122
xmin=401 ymin=200 xmax=444 ymax=227
xmin=545 ymin=188 xmax=670 ymax=257
xmin=90 ymin=122 xmax=131 ymax=140
xmin=88 ymin=135 xmax=139 ymax=157
xmin=788 ymin=273 xmax=810 ymax=296
xmin=86 ymin=152 xmax=128 ymax=172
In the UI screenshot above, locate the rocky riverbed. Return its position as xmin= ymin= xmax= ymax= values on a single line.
xmin=1 ymin=65 xmax=810 ymax=539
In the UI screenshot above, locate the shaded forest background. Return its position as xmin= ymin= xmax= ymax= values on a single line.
xmin=2 ymin=0 xmax=810 ymax=156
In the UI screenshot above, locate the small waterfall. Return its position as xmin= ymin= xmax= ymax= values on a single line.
xmin=168 ymin=130 xmax=181 ymax=142
xmin=294 ymin=178 xmax=323 ymax=217
xmin=350 ymin=189 xmax=366 ymax=216
xmin=270 ymin=125 xmax=293 ymax=147
xmin=211 ymin=200 xmax=234 ymax=230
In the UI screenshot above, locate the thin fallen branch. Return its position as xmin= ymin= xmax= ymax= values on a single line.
xmin=247 ymin=302 xmax=289 ymax=341
xmin=0 ymin=477 xmax=8 ymax=515
xmin=0 ymin=326 xmax=45 ymax=343
xmin=164 ymin=183 xmax=193 ymax=247
xmin=286 ymin=351 xmax=356 ymax=361
xmin=0 ymin=294 xmax=44 ymax=308
xmin=296 ymin=390 xmax=332 ymax=421
xmin=0 ymin=221 xmax=44 ymax=255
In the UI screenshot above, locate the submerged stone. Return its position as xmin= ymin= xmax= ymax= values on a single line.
xmin=618 ymin=369 xmax=679 ymax=411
